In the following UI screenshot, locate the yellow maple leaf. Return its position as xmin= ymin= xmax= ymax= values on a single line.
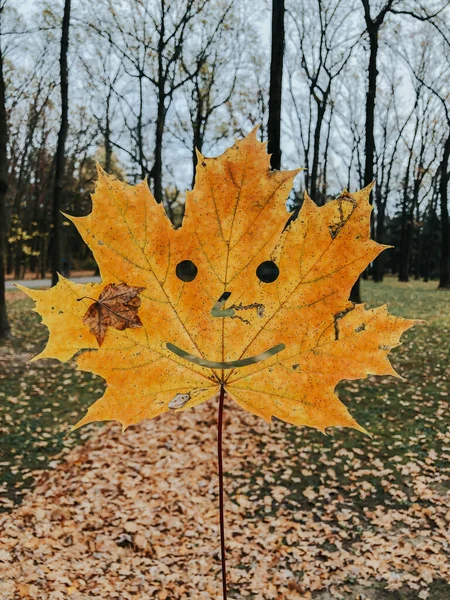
xmin=19 ymin=130 xmax=416 ymax=433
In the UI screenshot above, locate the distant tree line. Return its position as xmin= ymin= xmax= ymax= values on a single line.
xmin=0 ymin=0 xmax=449 ymax=338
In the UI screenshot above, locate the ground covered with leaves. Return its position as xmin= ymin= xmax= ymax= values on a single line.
xmin=0 ymin=279 xmax=449 ymax=599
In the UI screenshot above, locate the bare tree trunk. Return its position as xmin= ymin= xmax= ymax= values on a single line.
xmin=372 ymin=113 xmax=408 ymax=282
xmin=267 ymin=0 xmax=285 ymax=170
xmin=351 ymin=0 xmax=393 ymax=303
xmin=400 ymin=171 xmax=421 ymax=282
xmin=153 ymin=81 xmax=166 ymax=204
xmin=51 ymin=0 xmax=71 ymax=287
xmin=350 ymin=26 xmax=378 ymax=303
xmin=363 ymin=27 xmax=378 ymax=188
xmin=137 ymin=72 xmax=146 ymax=181
xmin=321 ymin=106 xmax=333 ymax=202
xmin=398 ymin=178 xmax=411 ymax=283
xmin=438 ymin=133 xmax=450 ymax=288
xmin=151 ymin=0 xmax=167 ymax=204
xmin=310 ymin=100 xmax=327 ymax=204
xmin=398 ymin=215 xmax=412 ymax=282
xmin=104 ymin=91 xmax=112 ymax=173
xmin=0 ymin=44 xmax=10 ymax=339
xmin=423 ymin=190 xmax=438 ymax=283
xmin=414 ymin=215 xmax=421 ymax=281
xmin=191 ymin=86 xmax=203 ymax=189
xmin=373 ymin=189 xmax=386 ymax=282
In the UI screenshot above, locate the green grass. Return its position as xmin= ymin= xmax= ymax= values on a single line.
xmin=0 ymin=291 xmax=103 ymax=511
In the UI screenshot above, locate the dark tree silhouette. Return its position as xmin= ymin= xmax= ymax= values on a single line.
xmin=0 ymin=41 xmax=10 ymax=339
xmin=51 ymin=0 xmax=71 ymax=286
xmin=350 ymin=0 xmax=394 ymax=303
xmin=268 ymin=0 xmax=285 ymax=170
xmin=438 ymin=132 xmax=450 ymax=288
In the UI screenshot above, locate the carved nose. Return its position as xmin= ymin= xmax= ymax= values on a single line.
xmin=211 ymin=291 xmax=235 ymax=318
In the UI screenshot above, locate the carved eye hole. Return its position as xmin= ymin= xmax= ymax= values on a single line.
xmin=176 ymin=260 xmax=198 ymax=282
xmin=256 ymin=260 xmax=279 ymax=283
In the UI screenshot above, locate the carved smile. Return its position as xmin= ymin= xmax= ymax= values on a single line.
xmin=166 ymin=342 xmax=285 ymax=369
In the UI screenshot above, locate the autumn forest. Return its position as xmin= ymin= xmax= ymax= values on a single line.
xmin=1 ymin=1 xmax=450 ymax=331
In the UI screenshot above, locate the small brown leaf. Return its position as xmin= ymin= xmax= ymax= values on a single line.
xmin=82 ymin=283 xmax=144 ymax=345
xmin=16 ymin=583 xmax=30 ymax=598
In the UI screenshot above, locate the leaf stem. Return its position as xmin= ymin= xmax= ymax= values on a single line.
xmin=218 ymin=384 xmax=228 ymax=599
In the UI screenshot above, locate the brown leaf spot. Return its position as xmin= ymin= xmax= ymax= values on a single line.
xmin=329 ymin=193 xmax=357 ymax=239
xmin=82 ymin=283 xmax=144 ymax=346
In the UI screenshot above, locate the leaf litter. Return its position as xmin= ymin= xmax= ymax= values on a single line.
xmin=0 ymin=387 xmax=449 ymax=599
